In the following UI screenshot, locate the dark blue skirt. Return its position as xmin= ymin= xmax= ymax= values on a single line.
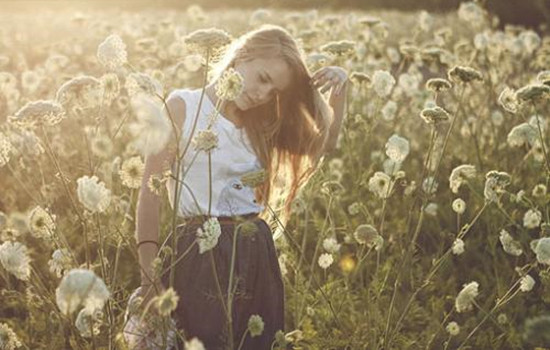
xmin=160 ymin=217 xmax=285 ymax=350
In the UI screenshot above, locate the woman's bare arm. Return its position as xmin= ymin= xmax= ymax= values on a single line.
xmin=136 ymin=94 xmax=186 ymax=288
xmin=325 ymin=80 xmax=348 ymax=153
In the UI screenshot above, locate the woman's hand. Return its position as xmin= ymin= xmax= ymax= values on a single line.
xmin=310 ymin=66 xmax=348 ymax=95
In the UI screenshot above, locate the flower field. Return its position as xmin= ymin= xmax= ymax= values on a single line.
xmin=0 ymin=2 xmax=549 ymax=349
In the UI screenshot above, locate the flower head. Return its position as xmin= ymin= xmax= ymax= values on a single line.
xmin=156 ymin=287 xmax=179 ymax=316
xmin=192 ymin=129 xmax=219 ymax=152
xmin=523 ymin=209 xmax=542 ymax=229
xmin=447 ymin=66 xmax=482 ymax=84
xmin=515 ymin=84 xmax=550 ymax=103
xmin=520 ymin=275 xmax=535 ymax=292
xmin=446 ymin=321 xmax=460 ymax=336
xmin=48 ymin=248 xmax=73 ymax=278
xmin=0 ymin=132 xmax=13 ymax=167
xmin=0 ymin=323 xmax=22 ymax=350
xmin=368 ymin=172 xmax=393 ymax=199
xmin=215 ymin=67 xmax=244 ymax=101
xmin=426 ymin=78 xmax=452 ymax=93
xmin=75 ymin=307 xmax=103 ymax=338
xmin=455 ymin=281 xmax=479 ymax=313
xmin=353 ymin=224 xmax=383 ymax=250
xmin=196 ymin=218 xmax=222 ymax=254
xmin=28 ymin=206 xmax=56 ymax=240
xmin=499 ymin=229 xmax=523 ymax=256
xmin=97 ymin=34 xmax=127 ymax=71
xmin=0 ymin=241 xmax=31 ymax=281
xmin=483 ymin=171 xmax=511 ymax=203
xmin=184 ymin=28 xmax=232 ymax=53
xmin=318 ymin=253 xmax=334 ymax=269
xmin=247 ymin=314 xmax=265 ymax=337
xmin=76 ymin=175 xmax=111 ymax=213
xmin=322 ymin=237 xmax=341 ymax=254
xmin=320 ymin=40 xmax=356 ymax=56
xmin=125 ymin=72 xmax=163 ymax=97
xmin=11 ymin=100 xmax=65 ymax=127
xmin=452 ymin=238 xmax=465 ymax=255
xmin=55 ymin=268 xmax=110 ymax=315
xmin=56 ymin=76 xmax=103 ymax=109
xmin=452 ymin=198 xmax=466 ymax=214
xmin=449 ymin=164 xmax=476 ymax=194
xmin=507 ymin=123 xmax=538 ymax=148
xmin=385 ymin=134 xmax=410 ymax=163
xmin=119 ymin=156 xmax=144 ymax=189
xmin=420 ymin=106 xmax=450 ymax=125
xmin=372 ymin=70 xmax=395 ymax=98
xmin=498 ymin=87 xmax=518 ymax=114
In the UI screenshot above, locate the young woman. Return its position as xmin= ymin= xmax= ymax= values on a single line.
xmin=133 ymin=24 xmax=347 ymax=349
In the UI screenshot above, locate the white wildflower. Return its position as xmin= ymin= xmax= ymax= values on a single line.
xmin=76 ymin=175 xmax=111 ymax=213
xmin=368 ymin=172 xmax=393 ymax=199
xmin=318 ymin=253 xmax=334 ymax=269
xmin=28 ymin=206 xmax=56 ymax=240
xmin=385 ymin=134 xmax=410 ymax=163
xmin=247 ymin=314 xmax=265 ymax=337
xmin=55 ymin=268 xmax=110 ymax=315
xmin=184 ymin=337 xmax=206 ymax=350
xmin=215 ymin=67 xmax=244 ymax=101
xmin=422 ymin=176 xmax=438 ymax=195
xmin=0 ymin=241 xmax=31 ymax=281
xmin=75 ymin=307 xmax=103 ymax=338
xmin=196 ymin=218 xmax=222 ymax=254
xmin=119 ymin=156 xmax=144 ymax=189
xmin=48 ymin=248 xmax=73 ymax=278
xmin=455 ymin=281 xmax=479 ymax=313
xmin=322 ymin=237 xmax=341 ymax=254
xmin=499 ymin=230 xmax=523 ymax=256
xmin=507 ymin=123 xmax=538 ymax=147
xmin=452 ymin=198 xmax=466 ymax=214
xmin=449 ymin=164 xmax=476 ymax=194
xmin=0 ymin=322 xmax=22 ymax=350
xmin=519 ymin=275 xmax=535 ymax=292
xmin=452 ymin=238 xmax=465 ymax=255
xmin=446 ymin=321 xmax=460 ymax=336
xmin=97 ymin=34 xmax=127 ymax=71
xmin=532 ymin=237 xmax=550 ymax=265
xmin=484 ymin=171 xmax=511 ymax=203
xmin=192 ymin=129 xmax=219 ymax=152
xmin=523 ymin=209 xmax=542 ymax=229
xmin=372 ymin=70 xmax=395 ymax=98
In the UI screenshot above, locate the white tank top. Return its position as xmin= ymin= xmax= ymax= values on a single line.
xmin=165 ymin=88 xmax=266 ymax=218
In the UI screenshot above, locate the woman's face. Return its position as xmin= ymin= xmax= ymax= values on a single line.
xmin=232 ymin=56 xmax=293 ymax=111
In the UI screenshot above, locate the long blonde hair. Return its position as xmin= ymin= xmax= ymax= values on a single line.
xmin=212 ymin=24 xmax=333 ymax=231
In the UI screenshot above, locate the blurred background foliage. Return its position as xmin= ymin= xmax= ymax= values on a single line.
xmin=1 ymin=0 xmax=549 ymax=28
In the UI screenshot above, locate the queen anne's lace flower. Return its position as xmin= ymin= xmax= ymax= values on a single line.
xmin=184 ymin=28 xmax=232 ymax=52
xmin=368 ymin=172 xmax=393 ymax=199
xmin=248 ymin=314 xmax=265 ymax=337
xmin=322 ymin=237 xmax=341 ymax=254
xmin=385 ymin=134 xmax=410 ymax=163
xmin=520 ymin=275 xmax=535 ymax=292
xmin=0 ymin=241 xmax=31 ymax=281
xmin=449 ymin=164 xmax=476 ymax=194
xmin=353 ymin=224 xmax=384 ymax=250
xmin=11 ymin=100 xmax=65 ymax=127
xmin=55 ymin=268 xmax=110 ymax=315
xmin=426 ymin=78 xmax=452 ymax=93
xmin=119 ymin=156 xmax=144 ymax=189
xmin=196 ymin=218 xmax=221 ymax=254
xmin=523 ymin=209 xmax=542 ymax=229
xmin=156 ymin=287 xmax=179 ymax=316
xmin=28 ymin=206 xmax=56 ymax=240
xmin=75 ymin=307 xmax=103 ymax=338
xmin=507 ymin=123 xmax=538 ymax=147
xmin=318 ymin=253 xmax=334 ymax=269
xmin=97 ymin=34 xmax=127 ymax=71
xmin=125 ymin=72 xmax=163 ymax=97
xmin=0 ymin=132 xmax=13 ymax=167
xmin=215 ymin=68 xmax=244 ymax=101
xmin=320 ymin=40 xmax=356 ymax=56
xmin=452 ymin=198 xmax=466 ymax=214
xmin=76 ymin=175 xmax=111 ymax=213
xmin=48 ymin=248 xmax=73 ymax=278
xmin=455 ymin=281 xmax=479 ymax=313
xmin=446 ymin=321 xmax=460 ymax=336
xmin=448 ymin=66 xmax=483 ymax=84
xmin=484 ymin=171 xmax=511 ymax=203
xmin=420 ymin=106 xmax=450 ymax=124
xmin=0 ymin=322 xmax=22 ymax=350
xmin=372 ymin=70 xmax=395 ymax=98
xmin=532 ymin=237 xmax=550 ymax=265
xmin=499 ymin=230 xmax=523 ymax=256
xmin=452 ymin=238 xmax=465 ymax=255
xmin=498 ymin=87 xmax=518 ymax=113
xmin=56 ymin=76 xmax=103 ymax=109
xmin=192 ymin=129 xmax=219 ymax=152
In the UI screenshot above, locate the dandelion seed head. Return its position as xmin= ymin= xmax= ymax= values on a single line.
xmin=452 ymin=198 xmax=466 ymax=214
xmin=446 ymin=321 xmax=460 ymax=336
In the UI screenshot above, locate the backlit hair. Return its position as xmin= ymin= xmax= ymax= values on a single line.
xmin=211 ymin=24 xmax=333 ymax=231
